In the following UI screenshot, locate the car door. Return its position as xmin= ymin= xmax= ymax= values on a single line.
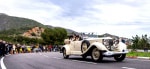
xmin=74 ymin=41 xmax=82 ymax=51
xmin=70 ymin=41 xmax=75 ymax=51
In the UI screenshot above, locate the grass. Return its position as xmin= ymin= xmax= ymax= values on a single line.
xmin=127 ymin=51 xmax=150 ymax=57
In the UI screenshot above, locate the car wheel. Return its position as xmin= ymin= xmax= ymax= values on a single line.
xmin=63 ymin=49 xmax=69 ymax=59
xmin=81 ymin=40 xmax=90 ymax=53
xmin=114 ymin=54 xmax=126 ymax=62
xmin=91 ymin=48 xmax=103 ymax=62
xmin=91 ymin=47 xmax=103 ymax=62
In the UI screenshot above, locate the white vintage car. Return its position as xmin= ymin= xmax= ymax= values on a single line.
xmin=61 ymin=36 xmax=128 ymax=62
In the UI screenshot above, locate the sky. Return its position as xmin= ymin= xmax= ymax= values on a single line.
xmin=0 ymin=0 xmax=150 ymax=38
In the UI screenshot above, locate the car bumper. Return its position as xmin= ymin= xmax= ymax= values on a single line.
xmin=103 ymin=50 xmax=129 ymax=56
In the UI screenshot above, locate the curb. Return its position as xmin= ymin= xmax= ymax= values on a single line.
xmin=137 ymin=57 xmax=150 ymax=60
xmin=127 ymin=56 xmax=150 ymax=60
xmin=126 ymin=56 xmax=137 ymax=59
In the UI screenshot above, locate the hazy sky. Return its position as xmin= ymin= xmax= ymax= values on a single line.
xmin=0 ymin=0 xmax=150 ymax=38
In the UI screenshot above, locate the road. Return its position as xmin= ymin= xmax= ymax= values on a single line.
xmin=1 ymin=52 xmax=150 ymax=69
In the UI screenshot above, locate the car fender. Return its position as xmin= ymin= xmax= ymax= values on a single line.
xmin=62 ymin=45 xmax=71 ymax=55
xmin=81 ymin=42 xmax=108 ymax=55
xmin=117 ymin=42 xmax=127 ymax=51
xmin=90 ymin=42 xmax=108 ymax=51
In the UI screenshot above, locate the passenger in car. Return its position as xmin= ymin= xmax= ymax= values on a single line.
xmin=75 ymin=35 xmax=80 ymax=41
xmin=69 ymin=33 xmax=82 ymax=41
xmin=72 ymin=34 xmax=76 ymax=41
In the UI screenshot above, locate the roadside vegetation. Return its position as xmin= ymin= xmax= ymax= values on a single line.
xmin=128 ymin=34 xmax=150 ymax=50
xmin=127 ymin=51 xmax=150 ymax=57
xmin=0 ymin=27 xmax=67 ymax=45
xmin=127 ymin=34 xmax=150 ymax=57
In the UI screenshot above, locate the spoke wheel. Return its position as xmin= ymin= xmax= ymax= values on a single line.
xmin=81 ymin=40 xmax=90 ymax=53
xmin=82 ymin=43 xmax=88 ymax=53
xmin=91 ymin=48 xmax=103 ymax=62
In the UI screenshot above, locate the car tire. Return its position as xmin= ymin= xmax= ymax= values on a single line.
xmin=114 ymin=54 xmax=126 ymax=62
xmin=81 ymin=40 xmax=90 ymax=53
xmin=63 ymin=49 xmax=69 ymax=59
xmin=91 ymin=47 xmax=103 ymax=62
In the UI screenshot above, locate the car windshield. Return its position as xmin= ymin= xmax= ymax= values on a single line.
xmin=81 ymin=33 xmax=99 ymax=39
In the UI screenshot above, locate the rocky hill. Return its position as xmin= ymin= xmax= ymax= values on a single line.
xmin=22 ymin=27 xmax=44 ymax=38
xmin=0 ymin=13 xmax=76 ymax=35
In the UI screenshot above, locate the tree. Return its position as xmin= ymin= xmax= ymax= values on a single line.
xmin=53 ymin=27 xmax=67 ymax=45
xmin=131 ymin=34 xmax=150 ymax=50
xmin=41 ymin=27 xmax=67 ymax=45
xmin=132 ymin=35 xmax=140 ymax=51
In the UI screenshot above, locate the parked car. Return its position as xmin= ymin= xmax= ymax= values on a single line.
xmin=61 ymin=36 xmax=128 ymax=62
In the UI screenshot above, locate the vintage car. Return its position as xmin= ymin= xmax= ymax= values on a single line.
xmin=61 ymin=36 xmax=128 ymax=62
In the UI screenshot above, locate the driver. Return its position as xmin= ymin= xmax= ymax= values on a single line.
xmin=72 ymin=34 xmax=82 ymax=41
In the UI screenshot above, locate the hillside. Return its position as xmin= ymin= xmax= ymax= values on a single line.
xmin=0 ymin=13 xmax=76 ymax=35
xmin=46 ymin=25 xmax=78 ymax=35
xmin=0 ymin=13 xmax=47 ymax=35
xmin=22 ymin=27 xmax=44 ymax=38
xmin=0 ymin=13 xmax=45 ymax=31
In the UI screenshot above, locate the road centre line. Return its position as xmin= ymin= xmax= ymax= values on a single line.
xmin=0 ymin=57 xmax=7 ymax=69
xmin=122 ymin=67 xmax=136 ymax=69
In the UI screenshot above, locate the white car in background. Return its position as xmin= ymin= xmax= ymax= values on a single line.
xmin=61 ymin=36 xmax=128 ymax=62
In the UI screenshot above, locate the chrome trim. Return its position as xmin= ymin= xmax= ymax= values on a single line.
xmin=103 ymin=50 xmax=128 ymax=56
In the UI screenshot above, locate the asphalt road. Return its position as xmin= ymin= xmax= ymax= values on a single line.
xmin=1 ymin=52 xmax=150 ymax=69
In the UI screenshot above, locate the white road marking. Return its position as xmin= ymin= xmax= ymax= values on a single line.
xmin=122 ymin=67 xmax=136 ymax=69
xmin=122 ymin=67 xmax=128 ymax=68
xmin=72 ymin=60 xmax=97 ymax=64
xmin=43 ymin=55 xmax=49 ymax=57
xmin=78 ymin=61 xmax=86 ymax=63
xmin=39 ymin=53 xmax=42 ymax=55
xmin=85 ymin=61 xmax=97 ymax=64
xmin=53 ymin=57 xmax=62 ymax=59
xmin=0 ymin=57 xmax=7 ymax=69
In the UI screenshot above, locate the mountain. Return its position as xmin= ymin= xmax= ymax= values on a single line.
xmin=98 ymin=33 xmax=119 ymax=39
xmin=46 ymin=25 xmax=78 ymax=35
xmin=0 ymin=13 xmax=77 ymax=35
xmin=0 ymin=13 xmax=45 ymax=31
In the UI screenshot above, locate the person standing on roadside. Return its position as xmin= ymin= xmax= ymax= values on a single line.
xmin=0 ymin=40 xmax=6 ymax=56
xmin=0 ymin=40 xmax=3 ymax=56
xmin=16 ymin=44 xmax=21 ymax=54
xmin=5 ymin=42 xmax=9 ymax=55
xmin=12 ymin=44 xmax=16 ymax=54
xmin=8 ymin=43 xmax=13 ymax=54
xmin=21 ymin=44 xmax=25 ymax=53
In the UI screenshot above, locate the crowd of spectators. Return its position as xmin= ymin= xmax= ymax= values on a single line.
xmin=0 ymin=40 xmax=60 ymax=57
